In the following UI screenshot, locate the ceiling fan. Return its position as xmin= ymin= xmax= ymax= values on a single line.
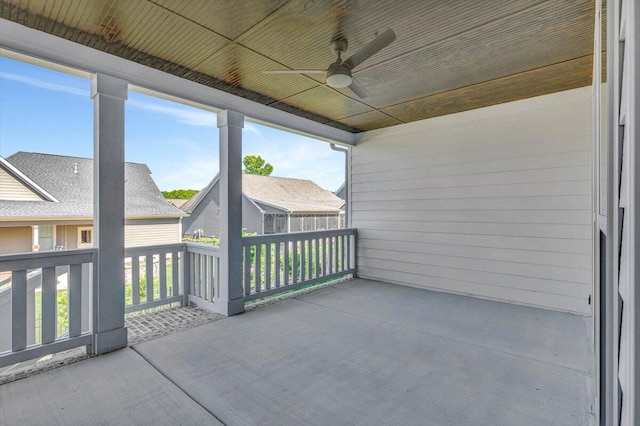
xmin=262 ymin=29 xmax=396 ymax=98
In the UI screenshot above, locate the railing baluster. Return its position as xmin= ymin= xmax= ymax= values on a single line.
xmin=314 ymin=237 xmax=319 ymax=278
xmin=200 ymin=253 xmax=205 ymax=297
xmin=146 ymin=255 xmax=154 ymax=302
xmin=41 ymin=266 xmax=57 ymax=344
xmin=201 ymin=254 xmax=207 ymax=301
xmin=323 ymin=237 xmax=329 ymax=276
xmin=11 ymin=270 xmax=27 ymax=352
xmin=338 ymin=236 xmax=342 ymax=272
xmin=255 ymin=243 xmax=262 ymax=293
xmin=292 ymin=240 xmax=298 ymax=284
xmin=244 ymin=244 xmax=251 ymax=295
xmin=275 ymin=242 xmax=281 ymax=288
xmin=213 ymin=256 xmax=219 ymax=300
xmin=132 ymin=256 xmax=140 ymax=306
xmin=159 ymin=253 xmax=167 ymax=301
xmin=284 ymin=241 xmax=290 ymax=285
xmin=300 ymin=239 xmax=306 ymax=282
xmin=208 ymin=254 xmax=214 ymax=301
xmin=265 ymin=243 xmax=272 ymax=290
xmin=188 ymin=252 xmax=195 ymax=299
xmin=68 ymin=264 xmax=82 ymax=338
xmin=346 ymin=235 xmax=352 ymax=269
xmin=332 ymin=236 xmax=337 ymax=274
xmin=194 ymin=254 xmax=201 ymax=298
xmin=172 ymin=251 xmax=179 ymax=297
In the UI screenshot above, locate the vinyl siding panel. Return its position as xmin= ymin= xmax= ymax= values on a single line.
xmin=124 ymin=220 xmax=181 ymax=247
xmin=57 ymin=225 xmax=80 ymax=250
xmin=0 ymin=168 xmax=43 ymax=201
xmin=182 ymin=184 xmax=220 ymax=238
xmin=0 ymin=227 xmax=31 ymax=254
xmin=242 ymin=196 xmax=263 ymax=234
xmin=351 ymin=88 xmax=592 ymax=314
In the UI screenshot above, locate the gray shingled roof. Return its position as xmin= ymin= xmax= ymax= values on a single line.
xmin=182 ymin=173 xmax=343 ymax=214
xmin=1 ymin=152 xmax=186 ymax=219
xmin=242 ymin=174 xmax=343 ymax=213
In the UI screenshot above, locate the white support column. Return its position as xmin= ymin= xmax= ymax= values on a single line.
xmin=91 ymin=73 xmax=128 ymax=353
xmin=607 ymin=0 xmax=640 ymax=423
xmin=217 ymin=110 xmax=245 ymax=316
xmin=31 ymin=225 xmax=39 ymax=252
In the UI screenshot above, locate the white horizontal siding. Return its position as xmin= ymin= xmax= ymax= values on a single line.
xmin=351 ymin=88 xmax=592 ymax=314
xmin=124 ymin=221 xmax=181 ymax=247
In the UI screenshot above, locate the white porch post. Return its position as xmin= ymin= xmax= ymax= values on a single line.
xmin=91 ymin=73 xmax=128 ymax=353
xmin=31 ymin=225 xmax=39 ymax=252
xmin=217 ymin=110 xmax=245 ymax=316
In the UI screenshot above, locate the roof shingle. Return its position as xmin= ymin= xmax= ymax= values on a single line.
xmin=1 ymin=152 xmax=186 ymax=219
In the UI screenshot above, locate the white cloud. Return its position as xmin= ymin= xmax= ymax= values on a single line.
xmin=0 ymin=72 xmax=86 ymax=97
xmin=243 ymin=122 xmax=262 ymax=137
xmin=157 ymin=157 xmax=219 ymax=191
xmin=127 ymin=98 xmax=216 ymax=127
xmin=149 ymin=138 xmax=220 ymax=190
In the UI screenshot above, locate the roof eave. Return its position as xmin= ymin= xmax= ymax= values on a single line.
xmin=0 ymin=157 xmax=59 ymax=202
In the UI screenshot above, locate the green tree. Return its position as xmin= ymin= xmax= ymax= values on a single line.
xmin=161 ymin=189 xmax=198 ymax=199
xmin=243 ymin=155 xmax=273 ymax=176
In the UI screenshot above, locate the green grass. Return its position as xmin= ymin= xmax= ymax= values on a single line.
xmin=33 ymin=289 xmax=69 ymax=344
xmin=125 ymin=259 xmax=175 ymax=306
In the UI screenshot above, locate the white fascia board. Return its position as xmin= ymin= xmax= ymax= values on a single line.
xmin=251 ymin=198 xmax=290 ymax=213
xmin=245 ymin=196 xmax=266 ymax=214
xmin=0 ymin=19 xmax=355 ymax=146
xmin=0 ymin=157 xmax=59 ymax=202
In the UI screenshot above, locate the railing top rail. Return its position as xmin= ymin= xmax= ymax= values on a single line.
xmin=242 ymin=228 xmax=356 ymax=245
xmin=125 ymin=243 xmax=186 ymax=257
xmin=185 ymin=242 xmax=221 ymax=255
xmin=0 ymin=248 xmax=97 ymax=272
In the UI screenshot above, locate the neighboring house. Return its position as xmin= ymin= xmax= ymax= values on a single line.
xmin=166 ymin=199 xmax=188 ymax=209
xmin=334 ymin=183 xmax=346 ymax=202
xmin=182 ymin=174 xmax=344 ymax=236
xmin=0 ymin=152 xmax=186 ymax=254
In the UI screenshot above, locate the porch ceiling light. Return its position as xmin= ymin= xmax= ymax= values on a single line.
xmin=326 ymin=62 xmax=352 ymax=88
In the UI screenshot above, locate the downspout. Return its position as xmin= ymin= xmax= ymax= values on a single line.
xmin=330 ymin=144 xmax=349 ymax=227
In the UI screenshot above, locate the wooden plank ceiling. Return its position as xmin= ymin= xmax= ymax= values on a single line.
xmin=0 ymin=0 xmax=595 ymax=133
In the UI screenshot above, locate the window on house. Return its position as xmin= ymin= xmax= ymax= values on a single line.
xmin=38 ymin=225 xmax=55 ymax=251
xmin=78 ymin=227 xmax=93 ymax=247
xmin=81 ymin=229 xmax=92 ymax=244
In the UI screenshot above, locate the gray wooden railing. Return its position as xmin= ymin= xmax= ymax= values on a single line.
xmin=0 ymin=249 xmax=96 ymax=368
xmin=124 ymin=243 xmax=184 ymax=314
xmin=242 ymin=228 xmax=357 ymax=301
xmin=0 ymin=232 xmax=353 ymax=367
xmin=184 ymin=242 xmax=221 ymax=309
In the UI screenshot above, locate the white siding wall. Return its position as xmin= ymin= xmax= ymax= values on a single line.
xmin=124 ymin=220 xmax=181 ymax=247
xmin=351 ymin=88 xmax=592 ymax=314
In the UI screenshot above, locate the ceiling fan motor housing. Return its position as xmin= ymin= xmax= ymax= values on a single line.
xmin=326 ymin=61 xmax=352 ymax=88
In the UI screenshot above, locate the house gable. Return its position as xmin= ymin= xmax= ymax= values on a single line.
xmin=0 ymin=157 xmax=57 ymax=202
xmin=2 ymin=152 xmax=185 ymax=220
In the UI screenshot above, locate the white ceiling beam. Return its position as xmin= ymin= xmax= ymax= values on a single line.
xmin=0 ymin=19 xmax=356 ymax=146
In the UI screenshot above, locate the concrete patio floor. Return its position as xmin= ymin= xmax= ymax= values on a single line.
xmin=0 ymin=278 xmax=594 ymax=426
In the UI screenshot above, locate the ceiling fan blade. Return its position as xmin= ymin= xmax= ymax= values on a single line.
xmin=262 ymin=70 xmax=325 ymax=74
xmin=348 ymin=77 xmax=370 ymax=98
xmin=344 ymin=28 xmax=396 ymax=70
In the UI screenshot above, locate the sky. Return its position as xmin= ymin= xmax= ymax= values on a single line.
xmin=0 ymin=56 xmax=346 ymax=192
